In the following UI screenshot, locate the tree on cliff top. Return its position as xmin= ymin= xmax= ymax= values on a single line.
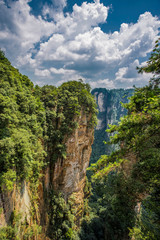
xmin=0 ymin=50 xmax=97 ymax=239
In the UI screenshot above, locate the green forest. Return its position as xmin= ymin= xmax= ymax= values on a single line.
xmin=0 ymin=38 xmax=160 ymax=240
xmin=80 ymin=39 xmax=160 ymax=240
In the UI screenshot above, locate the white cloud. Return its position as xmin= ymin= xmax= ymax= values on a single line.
xmin=52 ymin=0 xmax=67 ymax=9
xmin=50 ymin=67 xmax=75 ymax=75
xmin=115 ymin=59 xmax=153 ymax=87
xmin=89 ymin=79 xmax=115 ymax=89
xmin=42 ymin=0 xmax=67 ymax=20
xmin=94 ymin=12 xmax=160 ymax=64
xmin=116 ymin=60 xmax=140 ymax=80
xmin=17 ymin=53 xmax=36 ymax=67
xmin=0 ymin=0 xmax=55 ymax=61
xmin=34 ymin=11 xmax=159 ymax=82
xmin=35 ymin=69 xmax=51 ymax=77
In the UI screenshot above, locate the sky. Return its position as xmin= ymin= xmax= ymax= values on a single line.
xmin=0 ymin=0 xmax=160 ymax=89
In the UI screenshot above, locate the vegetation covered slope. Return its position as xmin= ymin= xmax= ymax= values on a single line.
xmin=0 ymin=50 xmax=97 ymax=240
xmin=0 ymin=50 xmax=45 ymax=192
xmin=80 ymin=39 xmax=160 ymax=240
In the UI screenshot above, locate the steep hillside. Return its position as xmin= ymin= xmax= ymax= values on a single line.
xmin=0 ymin=51 xmax=97 ymax=239
xmin=80 ymin=39 xmax=160 ymax=240
xmin=90 ymin=88 xmax=134 ymax=164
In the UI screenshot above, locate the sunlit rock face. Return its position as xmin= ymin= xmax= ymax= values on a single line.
xmin=0 ymin=110 xmax=94 ymax=228
xmin=52 ymin=110 xmax=94 ymax=221
xmin=97 ymin=92 xmax=106 ymax=113
xmin=0 ymin=182 xmax=31 ymax=227
xmin=94 ymin=92 xmax=107 ymax=130
xmin=90 ymin=88 xmax=134 ymax=164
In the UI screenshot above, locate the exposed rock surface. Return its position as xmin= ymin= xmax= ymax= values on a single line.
xmin=54 ymin=114 xmax=92 ymax=189
xmin=0 ymin=182 xmax=30 ymax=226
xmin=0 ymin=110 xmax=94 ymax=228
xmin=90 ymin=88 xmax=134 ymax=164
xmin=51 ymin=111 xmax=94 ymax=221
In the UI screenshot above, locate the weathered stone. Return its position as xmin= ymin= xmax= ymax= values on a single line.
xmin=52 ymin=110 xmax=94 ymax=220
xmin=0 ymin=110 xmax=94 ymax=230
xmin=0 ymin=182 xmax=31 ymax=227
xmin=90 ymin=88 xmax=134 ymax=164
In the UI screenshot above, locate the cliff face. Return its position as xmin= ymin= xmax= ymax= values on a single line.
xmin=90 ymin=88 xmax=134 ymax=164
xmin=52 ymin=111 xmax=93 ymax=219
xmin=53 ymin=112 xmax=93 ymax=197
xmin=0 ymin=183 xmax=30 ymax=227
xmin=33 ymin=111 xmax=94 ymax=236
xmin=0 ymin=52 xmax=97 ymax=239
xmin=0 ymin=112 xmax=94 ymax=229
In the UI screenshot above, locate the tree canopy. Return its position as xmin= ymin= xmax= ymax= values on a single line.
xmin=81 ymin=39 xmax=160 ymax=240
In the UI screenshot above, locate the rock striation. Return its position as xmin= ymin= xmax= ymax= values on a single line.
xmin=0 ymin=110 xmax=94 ymax=229
xmin=51 ymin=111 xmax=94 ymax=220
xmin=53 ymin=112 xmax=93 ymax=196
xmin=90 ymin=88 xmax=134 ymax=164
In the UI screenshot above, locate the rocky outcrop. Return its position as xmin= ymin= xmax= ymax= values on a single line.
xmin=0 ymin=182 xmax=31 ymax=227
xmin=0 ymin=111 xmax=94 ymax=231
xmin=52 ymin=111 xmax=93 ymax=195
xmin=50 ymin=111 xmax=93 ymax=222
xmin=90 ymin=88 xmax=134 ymax=164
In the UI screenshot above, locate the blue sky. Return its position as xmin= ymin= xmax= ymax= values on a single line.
xmin=0 ymin=0 xmax=160 ymax=89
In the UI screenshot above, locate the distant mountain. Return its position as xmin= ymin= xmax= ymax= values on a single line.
xmin=90 ymin=88 xmax=134 ymax=164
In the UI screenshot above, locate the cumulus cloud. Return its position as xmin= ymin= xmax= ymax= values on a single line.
xmin=34 ymin=10 xmax=160 ymax=87
xmin=42 ymin=0 xmax=67 ymax=19
xmin=0 ymin=0 xmax=160 ymax=88
xmin=50 ymin=67 xmax=75 ymax=75
xmin=88 ymin=79 xmax=115 ymax=89
xmin=35 ymin=68 xmax=51 ymax=77
xmin=0 ymin=0 xmax=55 ymax=62
xmin=115 ymin=59 xmax=153 ymax=87
xmin=116 ymin=60 xmax=140 ymax=80
xmin=52 ymin=0 xmax=67 ymax=9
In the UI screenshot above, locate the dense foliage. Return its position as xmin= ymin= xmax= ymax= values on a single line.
xmin=0 ymin=50 xmax=45 ymax=191
xmin=0 ymin=50 xmax=97 ymax=239
xmin=47 ymin=190 xmax=80 ymax=240
xmin=33 ymin=80 xmax=97 ymax=165
xmin=80 ymin=39 xmax=160 ymax=240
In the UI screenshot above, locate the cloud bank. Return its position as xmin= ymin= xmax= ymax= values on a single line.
xmin=0 ymin=0 xmax=160 ymax=88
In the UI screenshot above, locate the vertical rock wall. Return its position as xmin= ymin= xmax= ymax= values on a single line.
xmin=51 ymin=110 xmax=94 ymax=221
xmin=0 ymin=110 xmax=94 ymax=229
xmin=90 ymin=88 xmax=134 ymax=164
xmin=0 ymin=183 xmax=31 ymax=227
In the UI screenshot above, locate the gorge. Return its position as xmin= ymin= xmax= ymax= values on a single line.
xmin=0 ymin=46 xmax=160 ymax=240
xmin=0 ymin=50 xmax=133 ymax=239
